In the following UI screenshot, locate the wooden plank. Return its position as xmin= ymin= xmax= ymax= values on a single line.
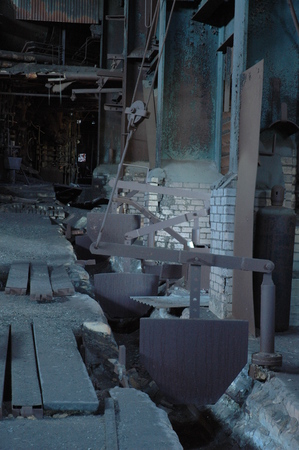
xmin=232 ymin=60 xmax=264 ymax=336
xmin=50 ymin=266 xmax=75 ymax=297
xmin=5 ymin=262 xmax=29 ymax=295
xmin=33 ymin=321 xmax=99 ymax=412
xmin=11 ymin=324 xmax=43 ymax=418
xmin=30 ymin=262 xmax=53 ymax=302
xmin=0 ymin=326 xmax=10 ymax=420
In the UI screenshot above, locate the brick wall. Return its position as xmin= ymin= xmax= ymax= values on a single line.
xmin=209 ymin=187 xmax=236 ymax=318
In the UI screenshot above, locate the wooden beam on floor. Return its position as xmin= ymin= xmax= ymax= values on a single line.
xmin=11 ymin=323 xmax=43 ymax=418
xmin=33 ymin=321 xmax=99 ymax=413
xmin=50 ymin=266 xmax=75 ymax=297
xmin=30 ymin=262 xmax=53 ymax=302
xmin=0 ymin=326 xmax=10 ymax=420
xmin=5 ymin=262 xmax=29 ymax=295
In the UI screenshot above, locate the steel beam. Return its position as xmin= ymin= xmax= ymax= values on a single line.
xmin=90 ymin=241 xmax=274 ymax=273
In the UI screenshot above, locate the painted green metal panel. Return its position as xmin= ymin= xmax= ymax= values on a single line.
xmin=162 ymin=5 xmax=219 ymax=161
xmin=13 ymin=0 xmax=101 ymax=23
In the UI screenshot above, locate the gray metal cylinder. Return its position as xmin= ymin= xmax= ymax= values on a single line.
xmin=253 ymin=186 xmax=296 ymax=331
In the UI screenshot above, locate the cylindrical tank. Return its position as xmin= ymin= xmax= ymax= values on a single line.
xmin=253 ymin=185 xmax=296 ymax=332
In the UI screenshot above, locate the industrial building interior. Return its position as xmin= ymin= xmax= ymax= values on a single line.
xmin=0 ymin=0 xmax=299 ymax=449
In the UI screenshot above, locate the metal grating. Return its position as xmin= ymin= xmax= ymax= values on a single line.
xmin=13 ymin=0 xmax=101 ymax=24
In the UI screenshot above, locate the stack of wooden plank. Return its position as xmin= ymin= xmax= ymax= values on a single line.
xmin=5 ymin=262 xmax=75 ymax=301
xmin=0 ymin=322 xmax=99 ymax=419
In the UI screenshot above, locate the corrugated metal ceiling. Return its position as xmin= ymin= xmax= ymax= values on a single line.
xmin=13 ymin=0 xmax=101 ymax=24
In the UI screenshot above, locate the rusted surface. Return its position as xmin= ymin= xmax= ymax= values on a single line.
xmin=232 ymin=60 xmax=264 ymax=336
xmin=94 ymin=273 xmax=159 ymax=319
xmin=140 ymin=318 xmax=248 ymax=406
xmin=13 ymin=0 xmax=101 ymax=23
xmin=87 ymin=212 xmax=141 ymax=245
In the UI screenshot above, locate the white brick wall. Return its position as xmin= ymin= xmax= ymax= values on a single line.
xmin=209 ymin=187 xmax=236 ymax=319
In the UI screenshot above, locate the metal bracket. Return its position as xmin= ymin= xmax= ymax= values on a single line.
xmin=125 ymin=100 xmax=150 ymax=130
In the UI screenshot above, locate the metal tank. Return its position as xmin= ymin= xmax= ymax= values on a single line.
xmin=253 ymin=185 xmax=296 ymax=332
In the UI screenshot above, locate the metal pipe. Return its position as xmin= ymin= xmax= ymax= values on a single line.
xmin=62 ymin=29 xmax=66 ymax=66
xmin=190 ymin=265 xmax=201 ymax=319
xmin=260 ymin=273 xmax=275 ymax=354
xmin=251 ymin=272 xmax=282 ymax=367
xmin=0 ymin=92 xmax=68 ymax=98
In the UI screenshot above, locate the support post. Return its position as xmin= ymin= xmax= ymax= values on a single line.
xmin=252 ymin=273 xmax=282 ymax=367
xmin=189 ymin=264 xmax=201 ymax=319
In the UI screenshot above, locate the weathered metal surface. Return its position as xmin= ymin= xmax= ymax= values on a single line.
xmin=162 ymin=7 xmax=218 ymax=161
xmin=90 ymin=241 xmax=275 ymax=274
xmin=0 ymin=326 xmax=10 ymax=420
xmin=189 ymin=264 xmax=201 ymax=318
xmin=33 ymin=321 xmax=99 ymax=412
xmin=87 ymin=212 xmax=141 ymax=245
xmin=253 ymin=201 xmax=296 ymax=332
xmin=248 ymin=1 xmax=299 ymax=130
xmin=13 ymin=0 xmax=101 ymax=23
xmin=126 ymin=210 xmax=207 ymax=241
xmin=142 ymin=262 xmax=183 ymax=281
xmin=252 ymin=274 xmax=282 ymax=368
xmin=5 ymin=262 xmax=29 ymax=295
xmin=232 ymin=60 xmax=264 ymax=337
xmin=94 ymin=273 xmax=159 ymax=319
xmin=11 ymin=324 xmax=43 ymax=418
xmin=140 ymin=318 xmax=248 ymax=406
xmin=192 ymin=0 xmax=235 ymax=27
xmin=131 ymin=294 xmax=210 ymax=309
xmin=109 ymin=178 xmax=211 ymax=202
xmin=113 ymin=196 xmax=189 ymax=247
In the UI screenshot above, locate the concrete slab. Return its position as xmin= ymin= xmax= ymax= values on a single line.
xmin=110 ymin=387 xmax=183 ymax=450
xmin=33 ymin=321 xmax=99 ymax=412
xmin=11 ymin=324 xmax=42 ymax=418
xmin=0 ymin=212 xmax=75 ymax=267
xmin=0 ymin=416 xmax=106 ymax=450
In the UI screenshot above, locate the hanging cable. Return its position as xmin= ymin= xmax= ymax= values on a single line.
xmin=145 ymin=0 xmax=177 ymax=110
xmin=95 ymin=128 xmax=134 ymax=247
xmin=132 ymin=0 xmax=161 ymax=104
xmin=94 ymin=0 xmax=177 ymax=247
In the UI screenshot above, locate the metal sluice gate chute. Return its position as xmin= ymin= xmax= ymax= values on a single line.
xmin=89 ymin=0 xmax=281 ymax=406
xmin=89 ymin=175 xmax=281 ymax=405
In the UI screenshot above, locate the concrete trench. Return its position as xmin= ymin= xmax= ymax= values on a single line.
xmin=0 ymin=185 xmax=298 ymax=449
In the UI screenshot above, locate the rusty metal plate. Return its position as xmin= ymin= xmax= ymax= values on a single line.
xmin=13 ymin=0 xmax=101 ymax=23
xmin=140 ymin=318 xmax=248 ymax=406
xmin=94 ymin=273 xmax=159 ymax=319
xmin=232 ymin=60 xmax=264 ymax=336
xmin=87 ymin=213 xmax=141 ymax=244
xmin=142 ymin=262 xmax=183 ymax=281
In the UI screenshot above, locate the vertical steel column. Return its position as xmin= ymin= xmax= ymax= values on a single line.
xmin=229 ymin=0 xmax=249 ymax=173
xmin=252 ymin=273 xmax=282 ymax=367
xmin=189 ymin=264 xmax=201 ymax=319
xmin=156 ymin=0 xmax=166 ymax=168
xmin=215 ymin=27 xmax=224 ymax=172
xmin=260 ymin=273 xmax=275 ymax=354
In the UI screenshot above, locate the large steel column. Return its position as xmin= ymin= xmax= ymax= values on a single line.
xmin=252 ymin=273 xmax=282 ymax=367
xmin=155 ymin=0 xmax=166 ymax=168
xmin=229 ymin=0 xmax=249 ymax=173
